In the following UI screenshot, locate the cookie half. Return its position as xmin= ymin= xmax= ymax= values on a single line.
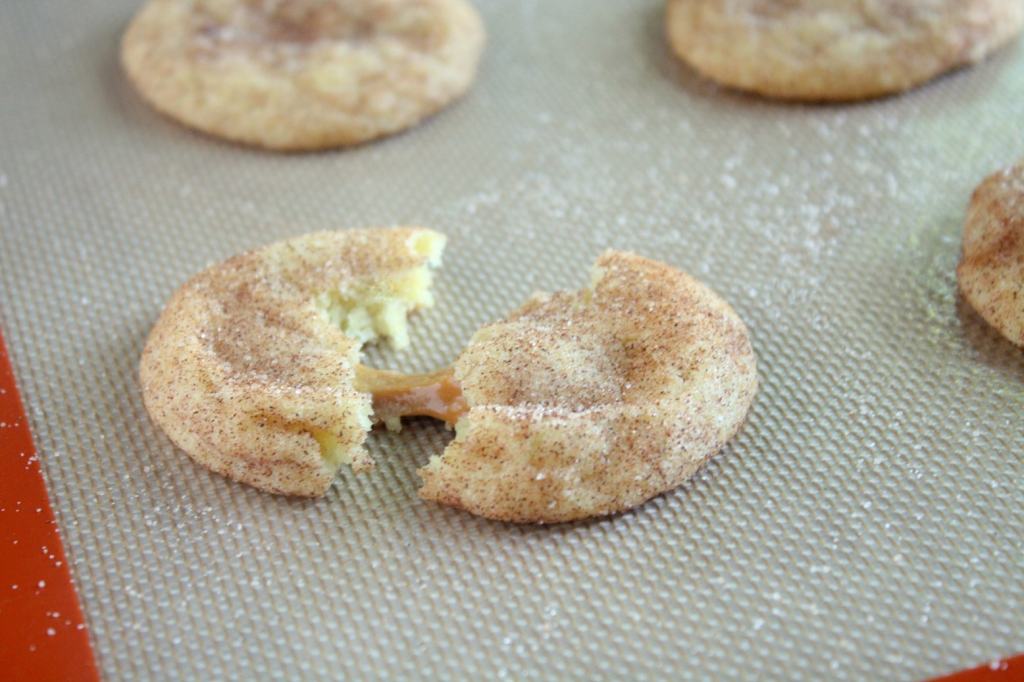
xmin=419 ymin=251 xmax=758 ymax=523
xmin=140 ymin=228 xmax=446 ymax=496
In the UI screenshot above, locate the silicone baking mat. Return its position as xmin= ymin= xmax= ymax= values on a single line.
xmin=1 ymin=1 xmax=1023 ymax=679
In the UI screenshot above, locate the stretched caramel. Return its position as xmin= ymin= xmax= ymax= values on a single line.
xmin=355 ymin=365 xmax=467 ymax=427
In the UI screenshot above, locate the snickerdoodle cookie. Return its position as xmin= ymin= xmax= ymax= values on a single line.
xmin=665 ymin=0 xmax=1024 ymax=101
xmin=122 ymin=0 xmax=484 ymax=150
xmin=142 ymin=236 xmax=758 ymax=522
xmin=958 ymin=162 xmax=1024 ymax=346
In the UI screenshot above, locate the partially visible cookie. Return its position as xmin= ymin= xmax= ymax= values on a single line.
xmin=418 ymin=251 xmax=758 ymax=524
xmin=958 ymin=162 xmax=1024 ymax=347
xmin=122 ymin=0 xmax=485 ymax=150
xmin=139 ymin=228 xmax=446 ymax=496
xmin=665 ymin=0 xmax=1024 ymax=101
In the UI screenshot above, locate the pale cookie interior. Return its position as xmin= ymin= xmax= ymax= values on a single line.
xmin=316 ymin=258 xmax=437 ymax=351
xmin=313 ymin=253 xmax=444 ymax=463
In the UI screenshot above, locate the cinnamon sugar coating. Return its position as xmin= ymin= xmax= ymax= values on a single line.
xmin=666 ymin=0 xmax=1024 ymax=101
xmin=419 ymin=251 xmax=758 ymax=523
xmin=958 ymin=162 xmax=1024 ymax=346
xmin=121 ymin=0 xmax=484 ymax=150
xmin=140 ymin=228 xmax=445 ymax=496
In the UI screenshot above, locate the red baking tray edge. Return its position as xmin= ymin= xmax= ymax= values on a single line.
xmin=0 ymin=327 xmax=100 ymax=681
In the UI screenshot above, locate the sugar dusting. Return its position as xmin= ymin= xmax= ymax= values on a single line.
xmin=2 ymin=0 xmax=1024 ymax=677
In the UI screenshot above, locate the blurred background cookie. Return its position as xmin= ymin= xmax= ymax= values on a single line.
xmin=666 ymin=0 xmax=1024 ymax=101
xmin=122 ymin=0 xmax=485 ymax=150
xmin=958 ymin=162 xmax=1024 ymax=347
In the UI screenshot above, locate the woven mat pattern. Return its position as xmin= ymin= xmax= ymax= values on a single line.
xmin=1 ymin=1 xmax=1022 ymax=679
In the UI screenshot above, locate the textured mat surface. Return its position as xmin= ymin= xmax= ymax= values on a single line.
xmin=1 ymin=1 xmax=1023 ymax=679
